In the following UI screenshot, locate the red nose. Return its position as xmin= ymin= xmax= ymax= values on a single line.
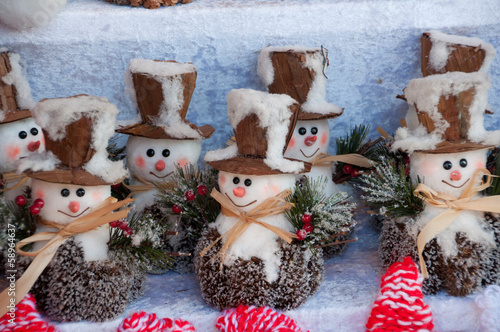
xmin=69 ymin=201 xmax=80 ymax=213
xmin=155 ymin=160 xmax=166 ymax=171
xmin=304 ymin=136 xmax=317 ymax=147
xmin=450 ymin=170 xmax=462 ymax=181
xmin=233 ymin=187 xmax=245 ymax=197
xmin=28 ymin=141 xmax=41 ymax=152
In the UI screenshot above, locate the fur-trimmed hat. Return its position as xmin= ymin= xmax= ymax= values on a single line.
xmin=257 ymin=46 xmax=343 ymax=121
xmin=116 ymin=59 xmax=215 ymax=140
xmin=392 ymin=71 xmax=498 ymax=154
xmin=204 ymin=89 xmax=311 ymax=175
xmin=0 ymin=50 xmax=35 ymax=125
xmin=18 ymin=94 xmax=127 ymax=185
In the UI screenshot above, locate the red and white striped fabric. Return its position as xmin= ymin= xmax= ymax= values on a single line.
xmin=0 ymin=294 xmax=58 ymax=332
xmin=117 ymin=311 xmax=195 ymax=332
xmin=366 ymin=256 xmax=434 ymax=332
xmin=216 ymin=305 xmax=308 ymax=332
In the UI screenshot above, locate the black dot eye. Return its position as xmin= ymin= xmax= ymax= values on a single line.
xmin=298 ymin=127 xmax=307 ymax=135
xmin=443 ymin=161 xmax=452 ymax=170
xmin=30 ymin=128 xmax=38 ymax=136
xmin=146 ymin=149 xmax=155 ymax=157
xmin=18 ymin=131 xmax=27 ymax=139
xmin=311 ymin=127 xmax=318 ymax=135
xmin=162 ymin=149 xmax=170 ymax=158
xmin=61 ymin=189 xmax=70 ymax=197
xmin=233 ymin=177 xmax=240 ymax=185
xmin=244 ymin=179 xmax=252 ymax=187
xmin=76 ymin=188 xmax=85 ymax=197
xmin=459 ymin=159 xmax=467 ymax=168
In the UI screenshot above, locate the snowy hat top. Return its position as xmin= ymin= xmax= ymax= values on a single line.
xmin=19 ymin=94 xmax=127 ymax=185
xmin=257 ymin=46 xmax=343 ymax=121
xmin=392 ymin=71 xmax=497 ymax=154
xmin=0 ymin=50 xmax=35 ymax=125
xmin=116 ymin=59 xmax=215 ymax=140
xmin=205 ymin=89 xmax=311 ymax=175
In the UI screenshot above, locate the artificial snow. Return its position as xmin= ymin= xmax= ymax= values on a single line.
xmin=0 ymin=52 xmax=35 ymax=111
xmin=475 ymin=285 xmax=500 ymax=332
xmin=0 ymin=0 xmax=67 ymax=31
xmin=427 ymin=30 xmax=496 ymax=73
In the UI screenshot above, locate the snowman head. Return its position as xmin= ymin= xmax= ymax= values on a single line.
xmin=31 ymin=179 xmax=111 ymax=225
xmin=126 ymin=135 xmax=202 ymax=183
xmin=218 ymin=171 xmax=295 ymax=213
xmin=0 ymin=118 xmax=44 ymax=172
xmin=284 ymin=119 xmax=330 ymax=162
xmin=410 ymin=149 xmax=489 ymax=198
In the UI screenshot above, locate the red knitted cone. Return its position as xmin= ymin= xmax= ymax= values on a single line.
xmin=0 ymin=294 xmax=58 ymax=332
xmin=366 ymin=257 xmax=434 ymax=332
xmin=216 ymin=305 xmax=308 ymax=332
xmin=117 ymin=311 xmax=195 ymax=332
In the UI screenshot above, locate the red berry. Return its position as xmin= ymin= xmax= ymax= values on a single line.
xmin=197 ymin=184 xmax=208 ymax=196
xmin=342 ymin=164 xmax=353 ymax=174
xmin=124 ymin=227 xmax=133 ymax=237
xmin=185 ymin=190 xmax=195 ymax=201
xmin=118 ymin=221 xmax=129 ymax=230
xmin=404 ymin=155 xmax=410 ymax=165
xmin=15 ymin=195 xmax=26 ymax=207
xmin=112 ymin=183 xmax=121 ymax=189
xmin=29 ymin=205 xmax=41 ymax=215
xmin=33 ymin=198 xmax=44 ymax=208
xmin=303 ymin=223 xmax=314 ymax=233
xmin=351 ymin=168 xmax=361 ymax=178
xmin=296 ymin=229 xmax=307 ymax=241
xmin=301 ymin=213 xmax=313 ymax=224
xmin=109 ymin=220 xmax=120 ymax=228
xmin=172 ymin=205 xmax=182 ymax=214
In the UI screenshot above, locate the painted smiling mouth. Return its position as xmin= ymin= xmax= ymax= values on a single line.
xmin=225 ymin=193 xmax=257 ymax=208
xmin=149 ymin=171 xmax=174 ymax=179
xmin=300 ymin=148 xmax=320 ymax=159
xmin=58 ymin=207 xmax=90 ymax=218
xmin=442 ymin=178 xmax=470 ymax=189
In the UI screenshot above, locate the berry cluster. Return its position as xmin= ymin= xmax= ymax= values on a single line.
xmin=342 ymin=164 xmax=361 ymax=178
xmin=172 ymin=184 xmax=209 ymax=214
xmin=16 ymin=195 xmax=45 ymax=215
xmin=110 ymin=219 xmax=133 ymax=237
xmin=295 ymin=212 xmax=314 ymax=241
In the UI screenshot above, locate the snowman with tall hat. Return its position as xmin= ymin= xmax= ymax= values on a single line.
xmin=0 ymin=50 xmax=44 ymax=203
xmin=0 ymin=94 xmax=139 ymax=322
xmin=197 ymin=88 xmax=323 ymax=310
xmin=258 ymin=46 xmax=373 ymax=196
xmin=386 ymin=71 xmax=500 ymax=296
xmin=117 ymin=59 xmax=214 ymax=212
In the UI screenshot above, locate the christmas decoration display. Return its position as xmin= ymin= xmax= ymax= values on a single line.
xmin=0 ymin=95 xmax=142 ymax=322
xmin=0 ymin=0 xmax=67 ymax=31
xmin=258 ymin=46 xmax=375 ymax=195
xmin=360 ymin=32 xmax=500 ymax=296
xmin=366 ymin=257 xmax=434 ymax=332
xmin=103 ymin=0 xmax=193 ymax=9
xmin=118 ymin=311 xmax=195 ymax=332
xmin=0 ymin=294 xmax=58 ymax=332
xmin=475 ymin=285 xmax=500 ymax=332
xmin=216 ymin=305 xmax=308 ymax=332
xmin=0 ymin=50 xmax=44 ymax=204
xmin=196 ymin=88 xmax=323 ymax=310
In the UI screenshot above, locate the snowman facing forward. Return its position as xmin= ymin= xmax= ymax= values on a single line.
xmin=198 ymin=89 xmax=323 ymax=310
xmin=384 ymin=72 xmax=500 ymax=296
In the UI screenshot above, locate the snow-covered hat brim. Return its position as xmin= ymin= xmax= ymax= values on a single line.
xmin=207 ymin=155 xmax=311 ymax=176
xmin=28 ymin=169 xmax=117 ymax=186
xmin=0 ymin=109 xmax=32 ymax=125
xmin=116 ymin=122 xmax=214 ymax=140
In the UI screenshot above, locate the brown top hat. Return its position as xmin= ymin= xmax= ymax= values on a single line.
xmin=21 ymin=95 xmax=127 ymax=186
xmin=205 ymin=89 xmax=311 ymax=175
xmin=0 ymin=51 xmax=35 ymax=125
xmin=116 ymin=59 xmax=215 ymax=140
xmin=393 ymin=72 xmax=496 ymax=154
xmin=257 ymin=46 xmax=343 ymax=121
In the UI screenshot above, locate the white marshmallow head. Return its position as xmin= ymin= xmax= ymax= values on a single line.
xmin=218 ymin=171 xmax=295 ymax=213
xmin=410 ymin=149 xmax=489 ymax=198
xmin=0 ymin=118 xmax=45 ymax=172
xmin=284 ymin=119 xmax=330 ymax=162
xmin=31 ymin=179 xmax=111 ymax=225
xmin=126 ymin=136 xmax=202 ymax=183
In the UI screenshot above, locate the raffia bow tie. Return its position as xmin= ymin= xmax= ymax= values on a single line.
xmin=311 ymin=152 xmax=376 ymax=168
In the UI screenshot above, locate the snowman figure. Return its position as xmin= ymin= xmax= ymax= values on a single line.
xmin=0 ymin=50 xmax=44 ymax=203
xmin=9 ymin=95 xmax=141 ymax=322
xmin=383 ymin=72 xmax=500 ymax=296
xmin=197 ymin=89 xmax=323 ymax=310
xmin=258 ymin=46 xmax=344 ymax=196
xmin=117 ymin=59 xmax=214 ymax=212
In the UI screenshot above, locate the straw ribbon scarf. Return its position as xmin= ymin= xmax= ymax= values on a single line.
xmin=0 ymin=172 xmax=30 ymax=193
xmin=124 ymin=174 xmax=174 ymax=197
xmin=311 ymin=152 xmax=376 ymax=168
xmin=414 ymin=168 xmax=500 ymax=278
xmin=0 ymin=197 xmax=134 ymax=317
xmin=200 ymin=188 xmax=296 ymax=269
